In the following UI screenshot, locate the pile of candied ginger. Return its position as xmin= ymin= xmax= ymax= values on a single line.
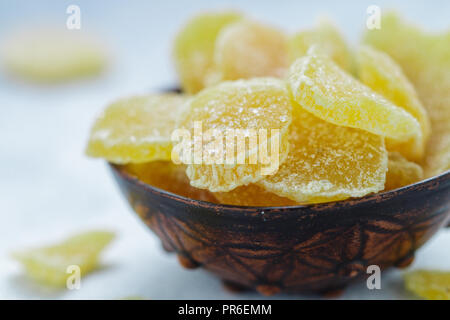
xmin=87 ymin=11 xmax=450 ymax=206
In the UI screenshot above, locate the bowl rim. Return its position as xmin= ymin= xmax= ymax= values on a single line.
xmin=110 ymin=162 xmax=450 ymax=212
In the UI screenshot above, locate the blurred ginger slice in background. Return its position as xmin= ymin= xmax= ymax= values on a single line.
xmin=173 ymin=11 xmax=242 ymax=94
xmin=1 ymin=27 xmax=107 ymax=82
xmin=404 ymin=270 xmax=450 ymax=300
xmin=385 ymin=152 xmax=424 ymax=191
xmin=289 ymin=19 xmax=354 ymax=73
xmin=173 ymin=12 xmax=290 ymax=91
xmin=364 ymin=12 xmax=450 ymax=177
xmin=211 ymin=20 xmax=289 ymax=84
xmin=12 ymin=231 xmax=115 ymax=287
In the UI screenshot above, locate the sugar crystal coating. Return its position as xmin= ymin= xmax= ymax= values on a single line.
xmin=176 ymin=78 xmax=292 ymax=192
xmin=258 ymin=105 xmax=387 ymax=203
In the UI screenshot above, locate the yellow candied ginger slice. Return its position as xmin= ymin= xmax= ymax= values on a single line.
xmin=175 ymin=78 xmax=292 ymax=192
xmin=12 ymin=231 xmax=115 ymax=287
xmin=404 ymin=270 xmax=450 ymax=300
xmin=425 ymin=137 xmax=450 ymax=176
xmin=122 ymin=161 xmax=218 ymax=203
xmin=214 ymin=184 xmax=297 ymax=207
xmin=288 ymin=52 xmax=421 ymax=142
xmin=212 ymin=20 xmax=289 ymax=84
xmin=258 ymin=105 xmax=387 ymax=204
xmin=357 ymin=45 xmax=430 ymax=162
xmin=2 ymin=28 xmax=106 ymax=82
xmin=385 ymin=152 xmax=424 ymax=191
xmin=86 ymin=94 xmax=187 ymax=164
xmin=289 ymin=19 xmax=354 ymax=73
xmin=173 ymin=11 xmax=242 ymax=93
xmin=364 ymin=12 xmax=450 ymax=177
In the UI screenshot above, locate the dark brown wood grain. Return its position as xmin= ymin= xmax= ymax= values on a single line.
xmin=110 ymin=164 xmax=450 ymax=296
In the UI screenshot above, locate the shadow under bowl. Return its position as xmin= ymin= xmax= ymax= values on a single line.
xmin=110 ymin=163 xmax=450 ymax=296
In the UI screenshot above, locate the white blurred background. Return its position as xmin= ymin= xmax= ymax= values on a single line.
xmin=0 ymin=0 xmax=448 ymax=299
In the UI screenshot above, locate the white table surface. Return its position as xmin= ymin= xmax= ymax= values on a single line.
xmin=0 ymin=0 xmax=449 ymax=300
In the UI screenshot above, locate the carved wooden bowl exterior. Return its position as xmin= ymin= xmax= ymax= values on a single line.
xmin=110 ymin=164 xmax=450 ymax=296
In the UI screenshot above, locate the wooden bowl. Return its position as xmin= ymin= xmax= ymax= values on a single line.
xmin=110 ymin=163 xmax=450 ymax=296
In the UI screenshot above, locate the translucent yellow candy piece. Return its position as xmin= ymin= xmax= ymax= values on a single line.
xmin=12 ymin=231 xmax=115 ymax=287
xmin=385 ymin=152 xmax=424 ymax=191
xmin=288 ymin=52 xmax=421 ymax=142
xmin=212 ymin=20 xmax=289 ymax=83
xmin=214 ymin=184 xmax=297 ymax=207
xmin=258 ymin=105 xmax=387 ymax=204
xmin=404 ymin=270 xmax=450 ymax=300
xmin=357 ymin=45 xmax=430 ymax=162
xmin=289 ymin=19 xmax=354 ymax=73
xmin=86 ymin=94 xmax=187 ymax=164
xmin=122 ymin=161 xmax=218 ymax=203
xmin=173 ymin=11 xmax=242 ymax=93
xmin=176 ymin=78 xmax=292 ymax=192
xmin=364 ymin=12 xmax=450 ymax=177
xmin=1 ymin=28 xmax=106 ymax=82
xmin=426 ymin=139 xmax=450 ymax=177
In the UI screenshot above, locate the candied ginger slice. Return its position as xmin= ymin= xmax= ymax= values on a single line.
xmin=288 ymin=52 xmax=421 ymax=142
xmin=122 ymin=161 xmax=218 ymax=203
xmin=173 ymin=11 xmax=242 ymax=93
xmin=2 ymin=28 xmax=106 ymax=82
xmin=214 ymin=184 xmax=297 ymax=207
xmin=385 ymin=152 xmax=424 ymax=191
xmin=289 ymin=19 xmax=354 ymax=73
xmin=364 ymin=12 xmax=450 ymax=177
xmin=357 ymin=45 xmax=430 ymax=161
xmin=404 ymin=270 xmax=450 ymax=300
xmin=86 ymin=94 xmax=187 ymax=164
xmin=258 ymin=105 xmax=387 ymax=203
xmin=176 ymin=78 xmax=292 ymax=192
xmin=12 ymin=231 xmax=115 ymax=287
xmin=212 ymin=20 xmax=289 ymax=83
